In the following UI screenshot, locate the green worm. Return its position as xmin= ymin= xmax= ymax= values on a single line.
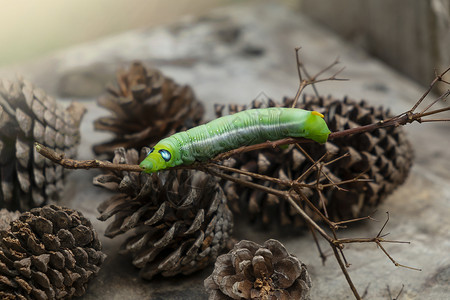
xmin=140 ymin=107 xmax=330 ymax=173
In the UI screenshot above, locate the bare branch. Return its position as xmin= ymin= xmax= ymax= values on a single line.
xmin=291 ymin=50 xmax=348 ymax=107
xmin=377 ymin=243 xmax=422 ymax=271
xmin=295 ymin=47 xmax=303 ymax=83
xmin=307 ymin=224 xmax=328 ymax=265
xmin=377 ymin=212 xmax=390 ymax=238
xmin=387 ymin=284 xmax=404 ymax=300
xmin=418 ymin=118 xmax=450 ymax=123
xmin=333 ymin=214 xmax=376 ymax=226
xmin=409 ymin=66 xmax=450 ymax=112
xmin=35 ymin=142 xmax=142 ymax=172
xmin=334 ymin=212 xmax=421 ymax=272
xmin=331 ymin=246 xmax=361 ymax=299
xmin=419 ymin=89 xmax=450 ymax=114
xmin=417 ymin=106 xmax=450 ymax=118
xmin=312 ymin=57 xmax=341 ymax=79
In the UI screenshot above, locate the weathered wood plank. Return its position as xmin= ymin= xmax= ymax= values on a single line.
xmin=301 ymin=0 xmax=450 ymax=92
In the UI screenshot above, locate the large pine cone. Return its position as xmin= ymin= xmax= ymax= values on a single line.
xmin=0 ymin=79 xmax=85 ymax=211
xmin=93 ymin=62 xmax=204 ymax=157
xmin=0 ymin=205 xmax=106 ymax=299
xmin=215 ymin=95 xmax=413 ymax=226
xmin=94 ymin=148 xmax=233 ymax=280
xmin=204 ymin=239 xmax=312 ymax=300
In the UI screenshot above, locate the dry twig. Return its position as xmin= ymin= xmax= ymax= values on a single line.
xmin=387 ymin=284 xmax=405 ymax=300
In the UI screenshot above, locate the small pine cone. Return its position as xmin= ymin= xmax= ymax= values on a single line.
xmin=204 ymin=239 xmax=312 ymax=300
xmin=215 ymin=95 xmax=413 ymax=225
xmin=0 ymin=205 xmax=106 ymax=299
xmin=0 ymin=209 xmax=20 ymax=230
xmin=93 ymin=62 xmax=205 ymax=157
xmin=94 ymin=148 xmax=233 ymax=280
xmin=0 ymin=79 xmax=86 ymax=211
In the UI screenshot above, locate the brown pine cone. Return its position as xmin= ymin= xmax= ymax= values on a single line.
xmin=94 ymin=147 xmax=233 ymax=280
xmin=0 ymin=205 xmax=106 ymax=299
xmin=93 ymin=62 xmax=204 ymax=157
xmin=204 ymin=239 xmax=312 ymax=300
xmin=215 ymin=95 xmax=413 ymax=226
xmin=0 ymin=79 xmax=86 ymax=211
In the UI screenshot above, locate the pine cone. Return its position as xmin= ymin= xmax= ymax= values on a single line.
xmin=0 ymin=209 xmax=20 ymax=231
xmin=94 ymin=148 xmax=233 ymax=280
xmin=93 ymin=62 xmax=204 ymax=157
xmin=0 ymin=205 xmax=106 ymax=299
xmin=215 ymin=95 xmax=413 ymax=226
xmin=204 ymin=239 xmax=312 ymax=300
xmin=0 ymin=79 xmax=86 ymax=211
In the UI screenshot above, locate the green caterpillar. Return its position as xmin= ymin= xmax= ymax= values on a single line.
xmin=140 ymin=107 xmax=330 ymax=173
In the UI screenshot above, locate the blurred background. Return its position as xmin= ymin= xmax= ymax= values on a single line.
xmin=0 ymin=0 xmax=238 ymax=66
xmin=1 ymin=0 xmax=449 ymax=89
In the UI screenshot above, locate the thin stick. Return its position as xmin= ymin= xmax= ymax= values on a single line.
xmin=396 ymin=284 xmax=405 ymax=300
xmin=291 ymin=50 xmax=347 ymax=107
xmin=331 ymin=245 xmax=361 ymax=299
xmin=377 ymin=243 xmax=422 ymax=271
xmin=337 ymin=238 xmax=411 ymax=244
xmin=292 ymin=186 xmax=337 ymax=230
xmin=419 ymin=90 xmax=450 ymax=114
xmin=377 ymin=212 xmax=390 ymax=238
xmin=284 ymin=194 xmax=334 ymax=243
xmin=409 ymin=66 xmax=450 ymax=112
xmin=295 ymin=47 xmax=303 ymax=83
xmin=307 ymin=224 xmax=327 ymax=265
xmin=209 ymin=163 xmax=311 ymax=188
xmin=333 ymin=215 xmax=376 ymax=226
xmin=299 ymin=63 xmax=320 ymax=98
xmin=207 ymin=166 xmax=335 ymax=244
xmin=34 ymin=143 xmax=142 ymax=172
xmin=323 ymin=152 xmax=350 ymax=166
xmin=417 ymin=106 xmax=450 ymax=118
xmin=419 ymin=118 xmax=450 ymax=122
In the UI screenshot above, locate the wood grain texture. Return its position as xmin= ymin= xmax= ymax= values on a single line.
xmin=300 ymin=0 xmax=450 ymax=93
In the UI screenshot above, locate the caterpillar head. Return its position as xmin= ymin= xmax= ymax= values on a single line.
xmin=304 ymin=111 xmax=331 ymax=144
xmin=139 ymin=141 xmax=179 ymax=173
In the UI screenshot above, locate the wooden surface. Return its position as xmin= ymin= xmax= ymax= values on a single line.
xmin=300 ymin=0 xmax=450 ymax=94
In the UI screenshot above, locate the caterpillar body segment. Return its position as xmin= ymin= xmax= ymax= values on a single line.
xmin=140 ymin=108 xmax=330 ymax=173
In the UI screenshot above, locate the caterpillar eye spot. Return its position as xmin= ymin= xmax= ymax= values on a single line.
xmin=159 ymin=149 xmax=171 ymax=162
xmin=147 ymin=148 xmax=155 ymax=155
